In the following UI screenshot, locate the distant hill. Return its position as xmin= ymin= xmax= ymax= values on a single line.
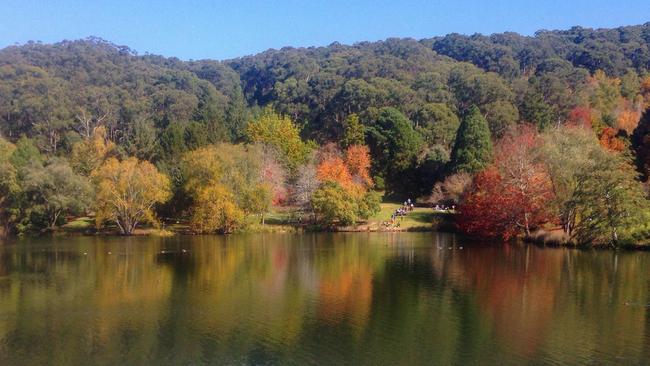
xmin=0 ymin=23 xmax=649 ymax=155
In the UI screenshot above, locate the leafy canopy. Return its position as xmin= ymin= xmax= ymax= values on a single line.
xmin=93 ymin=157 xmax=171 ymax=235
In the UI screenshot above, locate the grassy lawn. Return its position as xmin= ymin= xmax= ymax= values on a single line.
xmin=367 ymin=203 xmax=438 ymax=230
xmin=244 ymin=208 xmax=301 ymax=233
xmin=58 ymin=204 xmax=450 ymax=235
xmin=262 ymin=209 xmax=294 ymax=225
xmin=259 ymin=203 xmax=443 ymax=231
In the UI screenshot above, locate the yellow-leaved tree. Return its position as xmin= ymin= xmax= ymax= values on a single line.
xmin=182 ymin=144 xmax=272 ymax=233
xmin=246 ymin=107 xmax=312 ymax=172
xmin=189 ymin=184 xmax=244 ymax=234
xmin=70 ymin=126 xmax=116 ymax=176
xmin=92 ymin=157 xmax=171 ymax=235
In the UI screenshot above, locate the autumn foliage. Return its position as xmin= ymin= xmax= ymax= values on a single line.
xmin=458 ymin=128 xmax=555 ymax=239
xmin=93 ymin=157 xmax=171 ymax=235
xmin=598 ymin=127 xmax=626 ymax=152
xmin=316 ymin=144 xmax=373 ymax=196
xmin=616 ymin=106 xmax=641 ymax=134
xmin=317 ymin=156 xmax=356 ymax=192
xmin=566 ymin=106 xmax=594 ymax=129
xmin=344 ymin=145 xmax=373 ymax=186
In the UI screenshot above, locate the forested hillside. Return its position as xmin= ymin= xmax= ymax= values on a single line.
xmin=2 ymin=24 xmax=650 ymax=245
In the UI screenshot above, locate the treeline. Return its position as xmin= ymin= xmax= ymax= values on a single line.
xmin=1 ymin=24 xmax=650 ymax=244
xmin=428 ymin=24 xmax=650 ymax=78
xmin=0 ymin=108 xmax=381 ymax=235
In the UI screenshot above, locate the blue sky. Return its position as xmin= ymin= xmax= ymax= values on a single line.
xmin=1 ymin=0 xmax=649 ymax=60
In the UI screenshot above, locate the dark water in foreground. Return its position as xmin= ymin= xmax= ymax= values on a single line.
xmin=0 ymin=233 xmax=648 ymax=365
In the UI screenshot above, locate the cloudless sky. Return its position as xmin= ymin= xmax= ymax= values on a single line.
xmin=1 ymin=0 xmax=649 ymax=60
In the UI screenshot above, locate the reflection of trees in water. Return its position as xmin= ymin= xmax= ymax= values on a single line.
xmin=442 ymin=244 xmax=561 ymax=358
xmin=433 ymin=243 xmax=650 ymax=364
xmin=0 ymin=234 xmax=648 ymax=364
xmin=0 ymin=234 xmax=390 ymax=364
xmin=0 ymin=236 xmax=174 ymax=365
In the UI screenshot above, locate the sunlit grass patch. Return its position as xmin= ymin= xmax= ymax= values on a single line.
xmin=61 ymin=217 xmax=94 ymax=231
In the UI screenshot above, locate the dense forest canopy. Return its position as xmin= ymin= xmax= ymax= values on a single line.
xmin=2 ymin=23 xmax=650 ymax=245
xmin=2 ymin=24 xmax=649 ymax=149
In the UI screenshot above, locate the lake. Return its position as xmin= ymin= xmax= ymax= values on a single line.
xmin=0 ymin=233 xmax=648 ymax=365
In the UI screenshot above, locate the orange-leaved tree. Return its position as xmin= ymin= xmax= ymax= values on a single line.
xmin=316 ymin=144 xmax=373 ymax=196
xmin=598 ymin=127 xmax=626 ymax=152
xmin=311 ymin=143 xmax=380 ymax=225
xmin=344 ymin=144 xmax=373 ymax=187
xmin=616 ymin=104 xmax=642 ymax=134
xmin=317 ymin=155 xmax=357 ymax=193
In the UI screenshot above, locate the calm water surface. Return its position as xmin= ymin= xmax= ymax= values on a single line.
xmin=0 ymin=232 xmax=648 ymax=365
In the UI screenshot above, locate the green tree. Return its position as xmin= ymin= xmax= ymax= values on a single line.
xmin=311 ymin=181 xmax=358 ymax=226
xmin=413 ymin=103 xmax=460 ymax=149
xmin=340 ymin=113 xmax=365 ymax=148
xmin=519 ymin=89 xmax=555 ymax=130
xmin=357 ymin=190 xmax=382 ymax=220
xmin=241 ymin=183 xmax=273 ymax=225
xmin=619 ymin=69 xmax=640 ymax=99
xmin=570 ymin=150 xmax=649 ymax=246
xmin=588 ymin=70 xmax=621 ymax=123
xmin=448 ymin=63 xmax=514 ymax=111
xmin=10 ymin=136 xmax=42 ymax=170
xmin=483 ymin=100 xmax=519 ymax=138
xmin=632 ymin=109 xmax=650 ymax=180
xmin=122 ymin=118 xmax=158 ymax=161
xmin=20 ymin=158 xmax=93 ymax=230
xmin=450 ymin=105 xmax=493 ymax=173
xmin=540 ymin=127 xmax=601 ymax=236
xmin=0 ymin=138 xmax=18 ymax=236
xmin=366 ymin=107 xmax=423 ymax=195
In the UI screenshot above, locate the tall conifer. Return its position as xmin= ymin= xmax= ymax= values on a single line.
xmin=450 ymin=105 xmax=493 ymax=173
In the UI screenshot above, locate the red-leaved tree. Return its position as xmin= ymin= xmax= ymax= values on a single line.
xmin=566 ymin=106 xmax=593 ymax=129
xmin=458 ymin=127 xmax=555 ymax=239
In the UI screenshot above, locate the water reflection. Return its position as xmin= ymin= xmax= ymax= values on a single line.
xmin=0 ymin=233 xmax=647 ymax=365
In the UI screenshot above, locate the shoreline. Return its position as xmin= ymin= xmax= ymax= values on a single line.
xmin=2 ymin=207 xmax=649 ymax=250
xmin=4 ymin=226 xmax=650 ymax=251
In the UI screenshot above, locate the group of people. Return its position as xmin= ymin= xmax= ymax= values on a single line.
xmin=433 ymin=204 xmax=455 ymax=212
xmin=391 ymin=199 xmax=415 ymax=221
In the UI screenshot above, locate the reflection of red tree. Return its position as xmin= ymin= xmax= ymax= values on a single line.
xmin=318 ymin=267 xmax=373 ymax=327
xmin=263 ymin=244 xmax=289 ymax=294
xmin=449 ymin=246 xmax=563 ymax=357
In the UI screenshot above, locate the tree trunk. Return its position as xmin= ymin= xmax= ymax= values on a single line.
xmin=117 ymin=217 xmax=131 ymax=235
xmin=50 ymin=210 xmax=62 ymax=230
xmin=524 ymin=212 xmax=531 ymax=237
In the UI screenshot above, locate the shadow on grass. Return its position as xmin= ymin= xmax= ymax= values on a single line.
xmin=408 ymin=211 xmax=436 ymax=224
xmin=260 ymin=212 xmax=295 ymax=225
